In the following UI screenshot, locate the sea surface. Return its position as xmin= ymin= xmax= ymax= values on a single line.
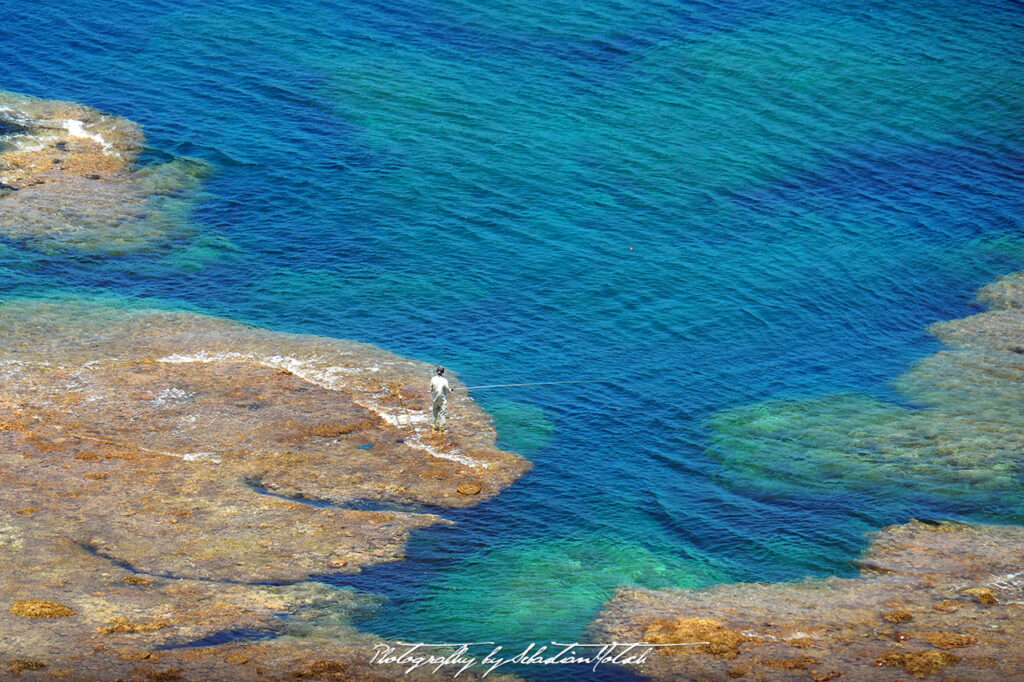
xmin=3 ymin=0 xmax=1024 ymax=679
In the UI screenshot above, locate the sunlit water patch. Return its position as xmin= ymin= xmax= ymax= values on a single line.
xmin=353 ymin=536 xmax=729 ymax=646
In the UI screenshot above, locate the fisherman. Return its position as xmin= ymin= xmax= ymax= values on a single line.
xmin=429 ymin=366 xmax=452 ymax=432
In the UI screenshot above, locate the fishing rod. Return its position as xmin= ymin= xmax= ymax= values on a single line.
xmin=454 ymin=380 xmax=605 ymax=391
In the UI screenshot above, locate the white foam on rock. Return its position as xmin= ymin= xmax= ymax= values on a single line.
xmin=991 ymin=570 xmax=1024 ymax=591
xmin=159 ymin=351 xmax=249 ymax=364
xmin=152 ymin=387 xmax=195 ymax=406
xmin=178 ymin=450 xmax=220 ymax=462
xmin=158 ymin=351 xmax=484 ymax=468
xmin=158 ymin=351 xmax=356 ymax=390
xmin=64 ymin=118 xmax=113 ymax=152
xmin=405 ymin=432 xmax=486 ymax=468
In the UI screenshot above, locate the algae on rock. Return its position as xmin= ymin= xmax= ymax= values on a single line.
xmin=708 ymin=272 xmax=1024 ymax=505
xmin=0 ymin=90 xmax=208 ymax=254
xmin=592 ymin=520 xmax=1024 ymax=680
xmin=0 ymin=297 xmax=530 ymax=679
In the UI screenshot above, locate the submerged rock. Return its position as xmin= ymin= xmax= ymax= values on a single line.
xmin=591 ymin=274 xmax=1024 ymax=680
xmin=643 ymin=617 xmax=747 ymax=659
xmin=591 ymin=520 xmax=1024 ymax=680
xmin=0 ymin=90 xmax=206 ymax=253
xmin=874 ymin=649 xmax=960 ymax=676
xmin=977 ymin=272 xmax=1024 ymax=310
xmin=6 ymin=658 xmax=47 ymax=675
xmin=9 ymin=600 xmax=75 ymax=619
xmin=0 ymin=297 xmax=530 ymax=678
xmin=707 ymin=271 xmax=1024 ymax=502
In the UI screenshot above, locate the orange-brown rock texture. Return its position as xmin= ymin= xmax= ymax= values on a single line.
xmin=591 ymin=520 xmax=1024 ymax=681
xmin=0 ymin=297 xmax=530 ymax=680
xmin=0 ymin=90 xmax=204 ymax=253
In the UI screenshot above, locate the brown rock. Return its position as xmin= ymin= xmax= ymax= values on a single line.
xmin=591 ymin=521 xmax=1024 ymax=681
xmin=6 ymin=658 xmax=47 ymax=675
xmin=875 ymin=649 xmax=960 ymax=677
xmin=786 ymin=636 xmax=814 ymax=648
xmin=309 ymin=420 xmax=375 ymax=437
xmin=644 ymin=617 xmax=746 ymax=658
xmin=119 ymin=651 xmax=154 ymax=661
xmin=0 ymin=297 xmax=529 ymax=680
xmin=917 ymin=631 xmax=978 ymax=649
xmin=977 ymin=272 xmax=1024 ymax=310
xmin=883 ymin=611 xmax=913 ymax=623
xmin=457 ymin=481 xmax=483 ymax=495
xmin=963 ymin=588 xmax=997 ymax=605
xmin=758 ymin=655 xmax=819 ymax=670
xmin=292 ymin=659 xmax=348 ymax=679
xmin=9 ymin=600 xmax=75 ymax=618
xmin=100 ymin=617 xmax=169 ymax=634
xmin=0 ymin=90 xmax=204 ymax=253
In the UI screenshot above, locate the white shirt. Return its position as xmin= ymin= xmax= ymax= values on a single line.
xmin=430 ymin=375 xmax=451 ymax=402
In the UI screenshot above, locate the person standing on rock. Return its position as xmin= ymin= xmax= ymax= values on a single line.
xmin=430 ymin=366 xmax=452 ymax=432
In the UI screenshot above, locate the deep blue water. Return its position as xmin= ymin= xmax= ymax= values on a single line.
xmin=4 ymin=0 xmax=1024 ymax=679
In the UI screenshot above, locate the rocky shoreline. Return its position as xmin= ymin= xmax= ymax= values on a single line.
xmin=0 ymin=90 xmax=205 ymax=253
xmin=591 ymin=519 xmax=1024 ymax=681
xmin=590 ymin=272 xmax=1024 ymax=680
xmin=0 ymin=297 xmax=529 ymax=680
xmin=0 ymin=91 xmax=538 ymax=679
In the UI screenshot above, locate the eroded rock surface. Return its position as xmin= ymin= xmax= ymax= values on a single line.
xmin=0 ymin=298 xmax=530 ymax=678
xmin=591 ymin=520 xmax=1024 ymax=680
xmin=0 ymin=90 xmax=205 ymax=253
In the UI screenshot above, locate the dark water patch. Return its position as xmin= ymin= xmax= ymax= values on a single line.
xmin=0 ymin=118 xmax=30 ymax=137
xmin=242 ymin=475 xmax=446 ymax=514
xmin=77 ymin=541 xmax=292 ymax=586
xmin=243 ymin=476 xmax=334 ymax=509
xmin=324 ymin=521 xmax=467 ymax=594
xmin=155 ymin=627 xmax=279 ymax=650
xmin=738 ymin=143 xmax=1024 ymax=244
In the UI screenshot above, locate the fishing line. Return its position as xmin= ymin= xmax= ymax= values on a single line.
xmin=455 ymin=380 xmax=606 ymax=391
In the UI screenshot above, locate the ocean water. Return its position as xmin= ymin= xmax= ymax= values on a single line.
xmin=3 ymin=0 xmax=1024 ymax=678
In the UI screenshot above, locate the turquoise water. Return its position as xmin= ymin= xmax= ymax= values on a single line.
xmin=4 ymin=0 xmax=1024 ymax=678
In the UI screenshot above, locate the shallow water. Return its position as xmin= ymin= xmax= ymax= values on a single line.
xmin=4 ymin=0 xmax=1024 ymax=678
